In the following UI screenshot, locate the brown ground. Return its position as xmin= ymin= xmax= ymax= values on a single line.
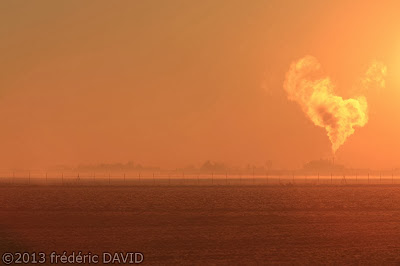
xmin=1 ymin=185 xmax=400 ymax=264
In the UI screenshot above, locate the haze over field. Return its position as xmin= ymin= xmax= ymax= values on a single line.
xmin=4 ymin=2 xmax=400 ymax=265
xmin=1 ymin=1 xmax=400 ymax=170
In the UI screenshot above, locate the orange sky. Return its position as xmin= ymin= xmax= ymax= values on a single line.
xmin=1 ymin=1 xmax=400 ymax=170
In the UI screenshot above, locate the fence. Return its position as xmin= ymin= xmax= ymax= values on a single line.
xmin=0 ymin=171 xmax=399 ymax=186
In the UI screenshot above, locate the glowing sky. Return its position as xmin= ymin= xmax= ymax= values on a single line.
xmin=1 ymin=1 xmax=400 ymax=170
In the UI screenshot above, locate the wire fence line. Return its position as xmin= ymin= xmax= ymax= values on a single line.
xmin=0 ymin=171 xmax=399 ymax=186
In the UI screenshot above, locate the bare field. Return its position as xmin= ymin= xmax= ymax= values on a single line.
xmin=2 ymin=185 xmax=400 ymax=264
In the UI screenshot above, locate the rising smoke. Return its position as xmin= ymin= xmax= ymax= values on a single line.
xmin=283 ymin=56 xmax=386 ymax=154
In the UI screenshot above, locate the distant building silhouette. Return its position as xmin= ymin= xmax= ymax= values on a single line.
xmin=303 ymin=159 xmax=345 ymax=173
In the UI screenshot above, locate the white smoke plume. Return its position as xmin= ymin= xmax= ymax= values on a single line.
xmin=362 ymin=61 xmax=387 ymax=91
xmin=283 ymin=56 xmax=386 ymax=154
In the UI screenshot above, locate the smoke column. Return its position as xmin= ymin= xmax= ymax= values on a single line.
xmin=283 ymin=55 xmax=386 ymax=154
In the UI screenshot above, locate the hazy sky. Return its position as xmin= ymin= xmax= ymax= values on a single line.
xmin=1 ymin=1 xmax=400 ymax=170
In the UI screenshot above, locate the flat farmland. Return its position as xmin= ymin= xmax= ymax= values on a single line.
xmin=1 ymin=185 xmax=400 ymax=264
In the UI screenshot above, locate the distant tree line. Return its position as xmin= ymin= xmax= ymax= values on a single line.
xmin=75 ymin=161 xmax=160 ymax=171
